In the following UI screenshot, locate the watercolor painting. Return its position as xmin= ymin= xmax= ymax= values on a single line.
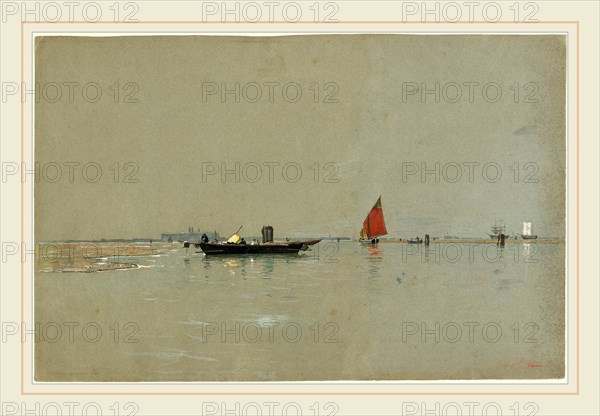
xmin=34 ymin=35 xmax=565 ymax=381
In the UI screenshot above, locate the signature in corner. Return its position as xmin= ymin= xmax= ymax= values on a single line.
xmin=505 ymin=358 xmax=544 ymax=369
xmin=527 ymin=361 xmax=544 ymax=368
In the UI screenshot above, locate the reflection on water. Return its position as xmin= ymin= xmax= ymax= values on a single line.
xmin=36 ymin=241 xmax=565 ymax=381
xmin=197 ymin=253 xmax=304 ymax=277
xmin=363 ymin=244 xmax=385 ymax=291
xmin=522 ymin=242 xmax=536 ymax=260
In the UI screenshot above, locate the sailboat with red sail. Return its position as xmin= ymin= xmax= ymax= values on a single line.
xmin=359 ymin=196 xmax=388 ymax=244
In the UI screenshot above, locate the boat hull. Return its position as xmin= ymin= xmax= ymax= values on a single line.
xmin=489 ymin=234 xmax=511 ymax=239
xmin=359 ymin=238 xmax=380 ymax=244
xmin=193 ymin=240 xmax=321 ymax=255
xmin=520 ymin=235 xmax=538 ymax=240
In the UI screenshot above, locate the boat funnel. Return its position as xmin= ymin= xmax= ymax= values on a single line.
xmin=261 ymin=226 xmax=274 ymax=243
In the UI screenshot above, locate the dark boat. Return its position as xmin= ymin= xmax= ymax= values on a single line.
xmin=407 ymin=237 xmax=423 ymax=244
xmin=183 ymin=225 xmax=320 ymax=255
xmin=191 ymin=240 xmax=321 ymax=255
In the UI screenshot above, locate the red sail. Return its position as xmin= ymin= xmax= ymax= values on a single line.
xmin=362 ymin=196 xmax=387 ymax=238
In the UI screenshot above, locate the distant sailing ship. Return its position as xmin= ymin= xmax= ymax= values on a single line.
xmin=359 ymin=196 xmax=388 ymax=244
xmin=488 ymin=220 xmax=507 ymax=239
xmin=519 ymin=221 xmax=538 ymax=240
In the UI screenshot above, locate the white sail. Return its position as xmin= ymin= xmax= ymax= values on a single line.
xmin=522 ymin=221 xmax=532 ymax=236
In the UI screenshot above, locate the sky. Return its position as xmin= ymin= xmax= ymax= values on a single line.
xmin=35 ymin=35 xmax=566 ymax=240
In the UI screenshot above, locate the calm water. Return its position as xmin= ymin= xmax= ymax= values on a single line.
xmin=35 ymin=241 xmax=565 ymax=381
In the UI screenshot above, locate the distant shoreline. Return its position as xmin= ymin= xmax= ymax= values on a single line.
xmin=35 ymin=242 xmax=172 ymax=273
xmin=375 ymin=238 xmax=564 ymax=244
xmin=37 ymin=237 xmax=563 ymax=244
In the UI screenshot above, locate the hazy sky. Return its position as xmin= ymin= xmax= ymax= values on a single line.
xmin=35 ymin=35 xmax=565 ymax=240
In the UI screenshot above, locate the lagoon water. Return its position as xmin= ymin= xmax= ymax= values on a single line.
xmin=35 ymin=241 xmax=565 ymax=381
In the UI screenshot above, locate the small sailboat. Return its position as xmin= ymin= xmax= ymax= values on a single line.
xmin=519 ymin=221 xmax=538 ymax=240
xmin=359 ymin=196 xmax=388 ymax=244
